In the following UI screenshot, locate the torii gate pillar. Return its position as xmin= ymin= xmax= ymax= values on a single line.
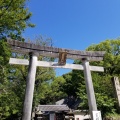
xmin=22 ymin=52 xmax=38 ymax=120
xmin=82 ymin=58 xmax=97 ymax=120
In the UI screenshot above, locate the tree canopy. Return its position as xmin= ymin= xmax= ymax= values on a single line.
xmin=0 ymin=0 xmax=34 ymax=39
xmin=87 ymin=39 xmax=120 ymax=76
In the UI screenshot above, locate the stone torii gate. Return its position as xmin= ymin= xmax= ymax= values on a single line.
xmin=7 ymin=39 xmax=105 ymax=120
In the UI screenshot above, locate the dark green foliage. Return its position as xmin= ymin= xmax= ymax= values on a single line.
xmin=0 ymin=40 xmax=11 ymax=65
xmin=39 ymin=76 xmax=67 ymax=105
xmin=33 ymin=66 xmax=55 ymax=106
xmin=62 ymin=70 xmax=84 ymax=97
xmin=0 ymin=41 xmax=23 ymax=119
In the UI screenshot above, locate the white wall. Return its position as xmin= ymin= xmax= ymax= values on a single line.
xmin=74 ymin=113 xmax=90 ymax=120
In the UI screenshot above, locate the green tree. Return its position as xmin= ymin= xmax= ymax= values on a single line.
xmin=86 ymin=39 xmax=120 ymax=116
xmin=62 ymin=71 xmax=83 ymax=97
xmin=0 ymin=41 xmax=22 ymax=119
xmin=79 ymin=39 xmax=120 ymax=116
xmin=62 ymin=39 xmax=120 ymax=117
xmin=0 ymin=0 xmax=34 ymax=39
xmin=37 ymin=76 xmax=66 ymax=105
xmin=0 ymin=0 xmax=35 ymax=119
xmin=50 ymin=76 xmax=66 ymax=103
xmin=33 ymin=66 xmax=55 ymax=106
xmin=87 ymin=39 xmax=120 ymax=76
xmin=0 ymin=36 xmax=56 ymax=119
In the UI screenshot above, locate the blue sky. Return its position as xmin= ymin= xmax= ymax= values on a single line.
xmin=23 ymin=0 xmax=120 ymax=76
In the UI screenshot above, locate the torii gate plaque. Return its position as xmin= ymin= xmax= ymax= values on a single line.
xmin=7 ymin=39 xmax=105 ymax=120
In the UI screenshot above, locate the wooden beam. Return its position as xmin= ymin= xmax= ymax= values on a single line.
xmin=10 ymin=46 xmax=104 ymax=61
xmin=9 ymin=58 xmax=104 ymax=72
xmin=7 ymin=39 xmax=105 ymax=61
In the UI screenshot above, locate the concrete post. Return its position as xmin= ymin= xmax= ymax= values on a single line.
xmin=22 ymin=52 xmax=38 ymax=120
xmin=82 ymin=58 xmax=97 ymax=120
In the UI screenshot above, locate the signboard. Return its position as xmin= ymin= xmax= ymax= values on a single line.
xmin=93 ymin=111 xmax=102 ymax=120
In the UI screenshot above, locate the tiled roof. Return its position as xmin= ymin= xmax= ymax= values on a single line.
xmin=38 ymin=105 xmax=70 ymax=112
